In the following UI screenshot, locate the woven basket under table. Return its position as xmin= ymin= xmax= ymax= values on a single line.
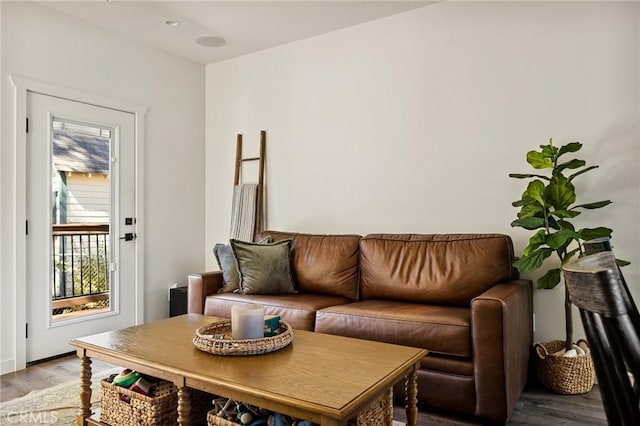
xmin=100 ymin=377 xmax=213 ymax=426
xmin=100 ymin=379 xmax=177 ymax=426
xmin=206 ymin=388 xmax=393 ymax=426
xmin=534 ymin=340 xmax=595 ymax=395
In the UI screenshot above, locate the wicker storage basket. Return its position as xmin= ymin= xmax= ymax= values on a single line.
xmin=100 ymin=378 xmax=178 ymax=426
xmin=534 ymin=340 xmax=595 ymax=395
xmin=349 ymin=388 xmax=393 ymax=426
xmin=206 ymin=389 xmax=392 ymax=426
xmin=100 ymin=375 xmax=213 ymax=426
xmin=207 ymin=411 xmax=243 ymax=426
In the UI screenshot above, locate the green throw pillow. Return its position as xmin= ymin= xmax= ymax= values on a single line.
xmin=230 ymin=238 xmax=296 ymax=295
xmin=214 ymin=236 xmax=271 ymax=293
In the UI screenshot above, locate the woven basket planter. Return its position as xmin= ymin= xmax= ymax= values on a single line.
xmin=534 ymin=340 xmax=595 ymax=395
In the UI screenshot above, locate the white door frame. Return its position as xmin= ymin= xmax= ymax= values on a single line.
xmin=10 ymin=76 xmax=147 ymax=371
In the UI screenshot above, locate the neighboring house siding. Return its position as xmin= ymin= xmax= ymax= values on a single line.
xmin=65 ymin=173 xmax=109 ymax=223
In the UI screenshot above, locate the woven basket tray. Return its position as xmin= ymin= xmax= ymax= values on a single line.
xmin=206 ymin=389 xmax=392 ymax=426
xmin=534 ymin=340 xmax=595 ymax=395
xmin=193 ymin=320 xmax=293 ymax=356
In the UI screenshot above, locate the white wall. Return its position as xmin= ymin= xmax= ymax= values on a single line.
xmin=205 ymin=1 xmax=640 ymax=344
xmin=1 ymin=1 xmax=205 ymax=372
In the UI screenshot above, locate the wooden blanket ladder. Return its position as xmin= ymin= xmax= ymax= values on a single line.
xmin=233 ymin=130 xmax=266 ymax=239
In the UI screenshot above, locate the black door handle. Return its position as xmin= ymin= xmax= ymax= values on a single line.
xmin=119 ymin=233 xmax=137 ymax=241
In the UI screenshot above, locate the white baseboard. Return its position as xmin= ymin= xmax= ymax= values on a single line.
xmin=1 ymin=358 xmax=15 ymax=375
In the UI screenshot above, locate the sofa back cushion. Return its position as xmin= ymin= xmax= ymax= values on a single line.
xmin=258 ymin=231 xmax=361 ymax=300
xmin=360 ymin=234 xmax=515 ymax=306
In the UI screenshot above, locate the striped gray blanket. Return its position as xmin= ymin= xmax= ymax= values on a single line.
xmin=230 ymin=183 xmax=258 ymax=241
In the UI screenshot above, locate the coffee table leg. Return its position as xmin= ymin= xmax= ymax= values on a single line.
xmin=77 ymin=353 xmax=92 ymax=425
xmin=177 ymin=386 xmax=191 ymax=426
xmin=405 ymin=370 xmax=418 ymax=426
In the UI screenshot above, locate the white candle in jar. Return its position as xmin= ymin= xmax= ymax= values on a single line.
xmin=231 ymin=304 xmax=264 ymax=339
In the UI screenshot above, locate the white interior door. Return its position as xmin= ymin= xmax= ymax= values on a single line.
xmin=26 ymin=92 xmax=136 ymax=362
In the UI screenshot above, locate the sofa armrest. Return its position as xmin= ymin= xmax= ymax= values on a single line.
xmin=471 ymin=280 xmax=533 ymax=422
xmin=188 ymin=271 xmax=224 ymax=314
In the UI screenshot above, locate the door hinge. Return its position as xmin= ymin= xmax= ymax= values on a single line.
xmin=26 ymin=220 xmax=29 ymax=235
xmin=26 ymin=323 xmax=28 ymax=339
xmin=110 ymin=262 xmax=117 ymax=271
xmin=26 ymin=118 xmax=29 ymax=133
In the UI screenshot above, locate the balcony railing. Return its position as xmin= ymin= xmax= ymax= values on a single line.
xmin=52 ymin=224 xmax=110 ymax=315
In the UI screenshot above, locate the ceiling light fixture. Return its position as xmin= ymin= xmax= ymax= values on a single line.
xmin=196 ymin=35 xmax=226 ymax=48
xmin=165 ymin=19 xmax=180 ymax=27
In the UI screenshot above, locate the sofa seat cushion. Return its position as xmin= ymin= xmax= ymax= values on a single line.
xmin=258 ymin=231 xmax=361 ymax=300
xmin=315 ymin=300 xmax=471 ymax=358
xmin=203 ymin=293 xmax=352 ymax=331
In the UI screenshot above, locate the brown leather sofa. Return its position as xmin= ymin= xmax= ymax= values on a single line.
xmin=188 ymin=231 xmax=533 ymax=423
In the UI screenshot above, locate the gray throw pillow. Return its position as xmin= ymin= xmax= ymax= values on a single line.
xmin=214 ymin=236 xmax=271 ymax=293
xmin=230 ymin=238 xmax=296 ymax=295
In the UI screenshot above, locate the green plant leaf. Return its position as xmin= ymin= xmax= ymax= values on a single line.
xmin=511 ymin=189 xmax=537 ymax=207
xmin=556 ymin=159 xmax=587 ymax=174
xmin=537 ymin=268 xmax=562 ymax=289
xmin=544 ymin=184 xmax=576 ymax=210
xmin=568 ymin=165 xmax=598 ymax=182
xmin=540 ymin=138 xmax=555 ymax=150
xmin=573 ymin=200 xmax=612 ymax=210
xmin=526 ymin=180 xmax=546 ymax=206
xmin=557 ymin=142 xmax=582 ymax=157
xmin=550 ymin=173 xmax=570 ymax=186
xmin=579 ymin=227 xmax=612 ymax=241
xmin=509 ymin=173 xmax=551 ymax=181
xmin=527 ymin=151 xmax=553 ymax=169
xmin=512 ymin=198 xmax=532 ymax=207
xmin=617 ymin=258 xmax=631 ymax=267
xmin=546 ymin=229 xmax=581 ymax=249
xmin=513 ymin=189 xmax=536 ymax=208
xmin=546 ymin=216 xmax=563 ymax=231
xmin=518 ymin=203 xmax=543 ymax=219
xmin=541 ymin=145 xmax=557 ymax=159
xmin=556 ymin=221 xmax=575 ymax=236
xmin=557 ymin=237 xmax=578 ymax=255
xmin=523 ymin=229 xmax=547 ymax=256
xmin=513 ymin=248 xmax=554 ymax=274
xmin=511 ymin=217 xmax=546 ymax=230
xmin=550 ymin=209 xmax=580 ymax=219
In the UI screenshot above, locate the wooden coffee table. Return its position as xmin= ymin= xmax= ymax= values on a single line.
xmin=70 ymin=314 xmax=426 ymax=426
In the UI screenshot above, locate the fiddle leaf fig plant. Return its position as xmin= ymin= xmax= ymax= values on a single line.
xmin=510 ymin=139 xmax=628 ymax=351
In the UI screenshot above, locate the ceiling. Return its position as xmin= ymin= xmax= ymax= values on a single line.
xmin=38 ymin=1 xmax=435 ymax=65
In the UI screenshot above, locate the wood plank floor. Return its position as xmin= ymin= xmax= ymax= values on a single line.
xmin=1 ymin=355 xmax=606 ymax=425
xmin=0 ymin=353 xmax=118 ymax=403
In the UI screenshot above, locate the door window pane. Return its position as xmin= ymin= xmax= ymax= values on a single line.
xmin=51 ymin=118 xmax=112 ymax=321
